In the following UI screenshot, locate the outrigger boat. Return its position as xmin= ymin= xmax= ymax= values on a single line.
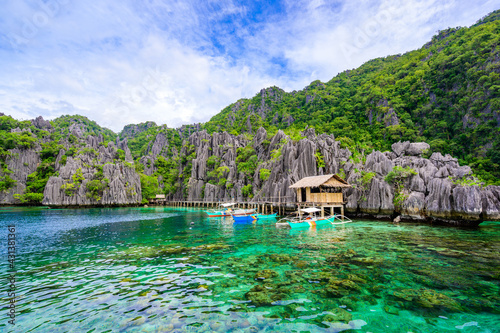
xmin=232 ymin=212 xmax=277 ymax=223
xmin=251 ymin=213 xmax=277 ymax=219
xmin=232 ymin=214 xmax=258 ymax=223
xmin=276 ymin=207 xmax=352 ymax=229
xmin=205 ymin=203 xmax=256 ymax=218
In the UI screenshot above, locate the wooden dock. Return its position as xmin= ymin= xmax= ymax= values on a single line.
xmin=148 ymin=175 xmax=350 ymax=219
xmin=149 ymin=199 xmax=297 ymax=216
xmin=149 ymin=199 xmax=346 ymax=219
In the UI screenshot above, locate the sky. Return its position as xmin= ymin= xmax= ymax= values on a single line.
xmin=0 ymin=0 xmax=498 ymax=132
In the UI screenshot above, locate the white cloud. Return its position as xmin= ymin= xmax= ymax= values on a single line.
xmin=0 ymin=0 xmax=498 ymax=132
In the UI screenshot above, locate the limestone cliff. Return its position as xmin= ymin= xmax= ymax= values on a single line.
xmin=42 ymin=136 xmax=141 ymax=206
xmin=0 ymin=148 xmax=41 ymax=204
xmin=0 ymin=115 xmax=141 ymax=206
xmin=2 ymin=113 xmax=498 ymax=224
xmin=144 ymin=127 xmax=499 ymax=226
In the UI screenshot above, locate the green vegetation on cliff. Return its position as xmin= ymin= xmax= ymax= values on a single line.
xmin=203 ymin=11 xmax=500 ymax=184
xmin=1 ymin=114 xmax=121 ymax=203
xmin=51 ymin=115 xmax=117 ymax=143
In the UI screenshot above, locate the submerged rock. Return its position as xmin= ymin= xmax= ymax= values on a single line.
xmin=383 ymin=304 xmax=400 ymax=315
xmin=254 ymin=269 xmax=278 ymax=280
xmin=392 ymin=288 xmax=462 ymax=312
xmin=245 ymin=284 xmax=286 ymax=306
xmin=323 ymin=308 xmax=353 ymax=323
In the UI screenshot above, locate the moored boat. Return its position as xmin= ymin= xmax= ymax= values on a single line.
xmin=275 ymin=207 xmax=351 ymax=229
xmin=251 ymin=213 xmax=277 ymax=219
xmin=206 ymin=203 xmax=256 ymax=217
xmin=232 ymin=215 xmax=258 ymax=223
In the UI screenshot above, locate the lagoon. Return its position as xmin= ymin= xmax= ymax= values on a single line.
xmin=0 ymin=207 xmax=499 ymax=332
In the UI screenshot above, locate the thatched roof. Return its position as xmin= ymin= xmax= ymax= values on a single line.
xmin=289 ymin=174 xmax=351 ymax=188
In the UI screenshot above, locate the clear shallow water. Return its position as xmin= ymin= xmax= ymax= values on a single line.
xmin=0 ymin=207 xmax=499 ymax=333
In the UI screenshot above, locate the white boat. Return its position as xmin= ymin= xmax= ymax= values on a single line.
xmin=205 ymin=203 xmax=256 ymax=217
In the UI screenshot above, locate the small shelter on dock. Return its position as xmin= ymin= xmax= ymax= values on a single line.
xmin=289 ymin=174 xmax=351 ymax=218
xmin=149 ymin=194 xmax=166 ymax=204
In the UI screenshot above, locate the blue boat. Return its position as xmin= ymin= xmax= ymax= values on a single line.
xmin=232 ymin=215 xmax=257 ymax=223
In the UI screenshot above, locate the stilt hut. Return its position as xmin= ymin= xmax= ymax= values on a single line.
xmin=289 ymin=174 xmax=351 ymax=219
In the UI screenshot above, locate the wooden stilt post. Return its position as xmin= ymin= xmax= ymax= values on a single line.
xmin=278 ymin=191 xmax=281 ymax=216
xmin=341 ymin=206 xmax=344 ymax=221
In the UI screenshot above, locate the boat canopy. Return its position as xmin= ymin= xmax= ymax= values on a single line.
xmin=300 ymin=207 xmax=321 ymax=213
xmin=220 ymin=203 xmax=236 ymax=207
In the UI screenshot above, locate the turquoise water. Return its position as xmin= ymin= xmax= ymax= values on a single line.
xmin=0 ymin=207 xmax=499 ymax=332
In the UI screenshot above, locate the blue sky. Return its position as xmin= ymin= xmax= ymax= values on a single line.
xmin=0 ymin=0 xmax=498 ymax=132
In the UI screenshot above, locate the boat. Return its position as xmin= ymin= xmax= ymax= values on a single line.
xmin=231 ymin=212 xmax=277 ymax=224
xmin=275 ymin=207 xmax=352 ymax=229
xmin=251 ymin=213 xmax=277 ymax=219
xmin=232 ymin=214 xmax=258 ymax=223
xmin=205 ymin=203 xmax=256 ymax=217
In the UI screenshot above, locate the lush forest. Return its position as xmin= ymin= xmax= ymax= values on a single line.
xmin=204 ymin=10 xmax=500 ymax=184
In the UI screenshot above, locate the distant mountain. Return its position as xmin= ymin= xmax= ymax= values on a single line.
xmin=203 ymin=10 xmax=500 ymax=184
